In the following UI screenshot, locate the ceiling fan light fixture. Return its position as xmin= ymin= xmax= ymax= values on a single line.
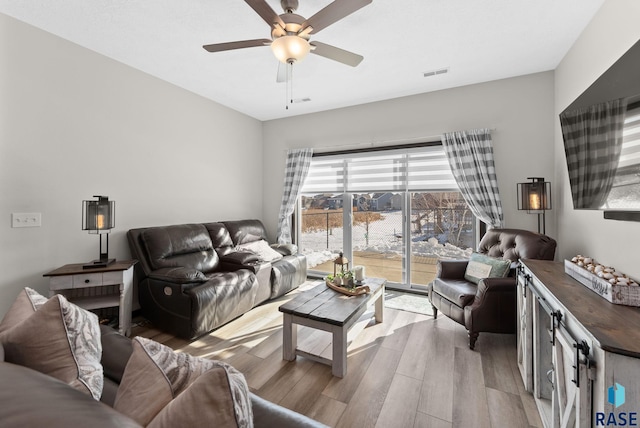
xmin=271 ymin=35 xmax=310 ymax=63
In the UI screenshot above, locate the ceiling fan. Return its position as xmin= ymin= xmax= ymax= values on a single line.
xmin=203 ymin=0 xmax=371 ymax=73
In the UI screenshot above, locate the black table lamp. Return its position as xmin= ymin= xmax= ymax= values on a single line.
xmin=82 ymin=195 xmax=115 ymax=269
xmin=517 ymin=177 xmax=551 ymax=234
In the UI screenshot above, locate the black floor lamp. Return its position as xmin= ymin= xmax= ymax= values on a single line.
xmin=517 ymin=177 xmax=551 ymax=234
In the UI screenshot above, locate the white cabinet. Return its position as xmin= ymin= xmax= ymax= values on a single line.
xmin=516 ymin=265 xmax=534 ymax=391
xmin=518 ymin=260 xmax=640 ymax=428
xmin=551 ymin=323 xmax=592 ymax=427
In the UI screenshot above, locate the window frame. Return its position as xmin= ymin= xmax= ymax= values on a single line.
xmin=296 ymin=142 xmax=479 ymax=291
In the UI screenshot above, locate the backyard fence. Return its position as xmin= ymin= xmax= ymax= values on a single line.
xmin=300 ymin=207 xmax=473 ymax=252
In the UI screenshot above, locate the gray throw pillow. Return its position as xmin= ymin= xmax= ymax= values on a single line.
xmin=115 ymin=337 xmax=253 ymax=427
xmin=0 ymin=293 xmax=103 ymax=400
xmin=464 ymin=252 xmax=511 ymax=284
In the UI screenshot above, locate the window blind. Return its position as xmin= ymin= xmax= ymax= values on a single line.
xmin=302 ymin=145 xmax=458 ymax=193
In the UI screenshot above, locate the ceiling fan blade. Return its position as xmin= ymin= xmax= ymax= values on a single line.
xmin=203 ymin=39 xmax=271 ymax=53
xmin=301 ymin=0 xmax=372 ymax=34
xmin=310 ymin=41 xmax=363 ymax=67
xmin=245 ymin=0 xmax=285 ymax=29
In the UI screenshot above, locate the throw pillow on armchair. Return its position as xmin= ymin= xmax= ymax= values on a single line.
xmin=463 ymin=252 xmax=512 ymax=284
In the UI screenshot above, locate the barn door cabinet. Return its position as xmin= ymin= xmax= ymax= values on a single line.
xmin=517 ymin=259 xmax=640 ymax=428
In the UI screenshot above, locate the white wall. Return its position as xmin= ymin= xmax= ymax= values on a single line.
xmin=554 ymin=0 xmax=640 ymax=277
xmin=0 ymin=14 xmax=263 ymax=315
xmin=262 ymin=72 xmax=556 ymax=242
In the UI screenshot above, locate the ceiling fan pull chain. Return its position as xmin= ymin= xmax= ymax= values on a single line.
xmin=285 ymin=61 xmax=295 ymax=110
xmin=285 ymin=62 xmax=290 ymax=110
xmin=290 ymin=61 xmax=294 ymax=106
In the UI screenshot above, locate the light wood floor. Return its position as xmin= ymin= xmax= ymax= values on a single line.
xmin=132 ymin=285 xmax=542 ymax=428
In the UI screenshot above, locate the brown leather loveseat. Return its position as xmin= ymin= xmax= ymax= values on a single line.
xmin=427 ymin=228 xmax=556 ymax=349
xmin=127 ymin=219 xmax=307 ymax=340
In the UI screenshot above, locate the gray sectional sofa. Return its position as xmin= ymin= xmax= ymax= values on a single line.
xmin=0 ymin=324 xmax=325 ymax=427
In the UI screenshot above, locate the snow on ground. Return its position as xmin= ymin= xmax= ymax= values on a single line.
xmin=300 ymin=211 xmax=472 ymax=268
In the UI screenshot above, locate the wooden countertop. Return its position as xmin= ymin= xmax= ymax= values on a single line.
xmin=522 ymin=259 xmax=640 ymax=358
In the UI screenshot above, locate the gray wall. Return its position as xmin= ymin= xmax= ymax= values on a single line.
xmin=0 ymin=14 xmax=263 ymax=315
xmin=554 ymin=0 xmax=640 ymax=278
xmin=262 ymin=72 xmax=556 ymax=242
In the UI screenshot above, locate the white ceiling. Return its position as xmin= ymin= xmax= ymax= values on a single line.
xmin=0 ymin=0 xmax=605 ymax=121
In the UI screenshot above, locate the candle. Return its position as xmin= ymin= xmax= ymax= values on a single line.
xmin=354 ymin=266 xmax=365 ymax=281
xmin=529 ymin=193 xmax=540 ymax=210
xmin=97 ymin=214 xmax=105 ymax=229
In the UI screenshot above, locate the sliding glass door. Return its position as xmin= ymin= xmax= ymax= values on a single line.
xmin=297 ymin=144 xmax=476 ymax=290
xmin=299 ymin=192 xmax=406 ymax=283
xmin=409 ymin=192 xmax=474 ymax=289
xmin=352 ymin=192 xmax=406 ymax=284
xmin=298 ymin=193 xmax=348 ymax=276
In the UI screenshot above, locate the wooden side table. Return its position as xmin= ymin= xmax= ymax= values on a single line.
xmin=43 ymin=260 xmax=137 ymax=336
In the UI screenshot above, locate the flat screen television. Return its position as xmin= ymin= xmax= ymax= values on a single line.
xmin=560 ymin=38 xmax=640 ymax=221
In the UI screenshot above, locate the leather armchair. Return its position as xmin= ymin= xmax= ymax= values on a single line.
xmin=427 ymin=228 xmax=556 ymax=349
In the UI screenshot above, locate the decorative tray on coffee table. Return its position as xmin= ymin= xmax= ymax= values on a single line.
xmin=325 ymin=278 xmax=370 ymax=296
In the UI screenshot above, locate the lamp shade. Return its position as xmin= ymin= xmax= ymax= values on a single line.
xmin=517 ymin=178 xmax=551 ymax=213
xmin=82 ymin=196 xmax=115 ymax=234
xmin=82 ymin=195 xmax=116 ymax=268
xmin=271 ymin=35 xmax=310 ymax=64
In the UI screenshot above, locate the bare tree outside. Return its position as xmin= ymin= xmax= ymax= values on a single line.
xmin=411 ymin=192 xmax=473 ymax=248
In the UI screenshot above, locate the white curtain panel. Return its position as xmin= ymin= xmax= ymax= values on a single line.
xmin=441 ymin=129 xmax=504 ymax=228
xmin=277 ymin=148 xmax=313 ymax=244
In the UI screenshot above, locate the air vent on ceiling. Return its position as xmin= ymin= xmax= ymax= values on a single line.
xmin=423 ymin=67 xmax=449 ymax=77
xmin=293 ymin=97 xmax=312 ymax=104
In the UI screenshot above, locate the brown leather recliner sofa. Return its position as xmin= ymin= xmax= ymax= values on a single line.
xmin=0 ymin=324 xmax=325 ymax=427
xmin=427 ymin=228 xmax=556 ymax=349
xmin=127 ymin=219 xmax=307 ymax=340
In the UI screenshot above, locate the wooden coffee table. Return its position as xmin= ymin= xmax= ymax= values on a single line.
xmin=278 ymin=277 xmax=385 ymax=377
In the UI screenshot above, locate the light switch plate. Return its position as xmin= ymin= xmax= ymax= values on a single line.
xmin=12 ymin=212 xmax=42 ymax=228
